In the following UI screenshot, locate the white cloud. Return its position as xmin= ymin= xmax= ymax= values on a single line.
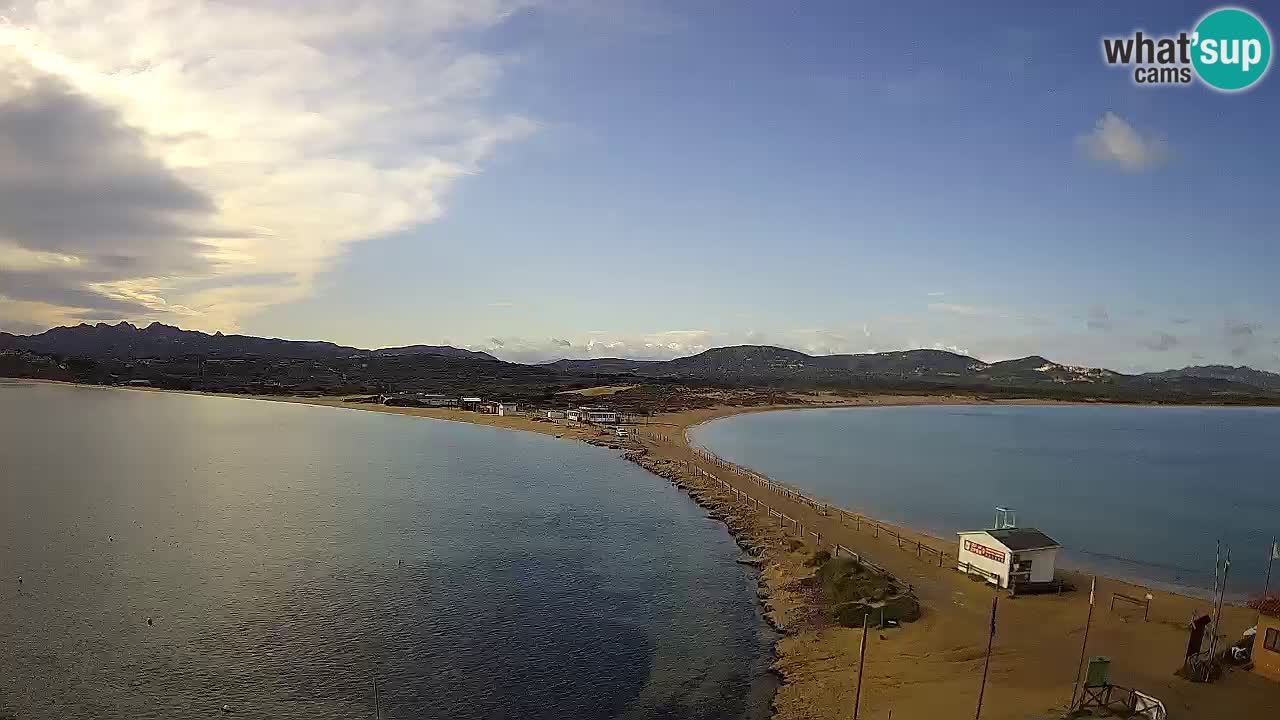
xmin=476 ymin=329 xmax=717 ymax=363
xmin=478 ymin=327 xmax=897 ymax=363
xmin=928 ymin=303 xmax=988 ymax=317
xmin=0 ymin=1 xmax=535 ymax=332
xmin=1077 ymin=112 xmax=1168 ymax=172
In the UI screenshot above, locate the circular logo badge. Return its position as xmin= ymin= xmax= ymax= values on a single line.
xmin=1192 ymin=8 xmax=1272 ymax=91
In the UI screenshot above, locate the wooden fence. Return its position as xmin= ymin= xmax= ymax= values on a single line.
xmin=635 ymin=431 xmax=958 ymax=571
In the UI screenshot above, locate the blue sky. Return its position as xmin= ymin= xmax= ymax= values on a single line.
xmin=2 ymin=1 xmax=1278 ymax=371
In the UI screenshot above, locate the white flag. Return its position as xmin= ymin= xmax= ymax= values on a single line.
xmin=1272 ymin=542 xmax=1280 ymax=561
xmin=1089 ymin=577 xmax=1096 ymax=606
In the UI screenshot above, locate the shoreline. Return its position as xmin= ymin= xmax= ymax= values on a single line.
xmin=10 ymin=379 xmax=1279 ymax=717
xmin=681 ymin=408 xmax=1217 ymax=603
xmin=630 ymin=404 xmax=1277 ymax=718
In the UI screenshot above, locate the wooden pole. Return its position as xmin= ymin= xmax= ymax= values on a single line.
xmin=1068 ymin=577 xmax=1097 ymax=711
xmin=1212 ymin=539 xmax=1221 ymax=601
xmin=975 ymin=593 xmax=998 ymax=720
xmin=1264 ymin=537 xmax=1276 ymax=599
xmin=854 ymin=612 xmax=869 ymax=719
xmin=373 ymin=677 xmax=382 ymax=720
xmin=1206 ymin=549 xmax=1232 ymax=676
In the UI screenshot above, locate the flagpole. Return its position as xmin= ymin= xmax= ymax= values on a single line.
xmin=1198 ymin=547 xmax=1231 ymax=682
xmin=1264 ymin=537 xmax=1276 ymax=599
xmin=975 ymin=593 xmax=998 ymax=720
xmin=854 ymin=612 xmax=869 ymax=719
xmin=1068 ymin=576 xmax=1097 ymax=712
xmin=1212 ymin=540 xmax=1221 ymax=600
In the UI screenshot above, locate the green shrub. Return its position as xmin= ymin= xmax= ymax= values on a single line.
xmin=832 ymin=601 xmax=874 ymax=627
xmin=818 ymin=558 xmax=894 ymax=605
xmin=806 ymin=549 xmax=832 ymax=567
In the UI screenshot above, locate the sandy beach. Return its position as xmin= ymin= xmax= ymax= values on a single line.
xmin=634 ymin=406 xmax=1278 ymax=719
xmin=17 ymin=381 xmax=1280 ymax=718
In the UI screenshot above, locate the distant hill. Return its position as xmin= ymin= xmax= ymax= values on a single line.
xmin=556 ymin=345 xmax=1108 ymax=387
xmin=372 ymin=345 xmax=498 ymax=362
xmin=543 ymin=345 xmax=1280 ymax=399
xmin=0 ymin=322 xmax=489 ymax=361
xmin=552 ymin=346 xmax=989 ymax=381
xmin=976 ymin=356 xmax=1118 ymax=385
xmin=5 ymin=325 xmax=1279 ymax=402
xmin=1139 ymin=365 xmax=1280 ymax=391
xmin=541 ymin=358 xmax=661 ymax=374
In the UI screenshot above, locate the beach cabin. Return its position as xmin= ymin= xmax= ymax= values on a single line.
xmin=1250 ymin=596 xmax=1280 ymax=683
xmin=957 ymin=522 xmax=1061 ymax=590
xmin=496 ymin=402 xmax=519 ymax=417
xmin=460 ymin=397 xmax=483 ymax=411
xmin=545 ymin=410 xmax=566 ymax=420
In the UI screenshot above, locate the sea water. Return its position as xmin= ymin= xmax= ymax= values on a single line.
xmin=691 ymin=403 xmax=1280 ymax=598
xmin=0 ymin=381 xmax=776 ymax=719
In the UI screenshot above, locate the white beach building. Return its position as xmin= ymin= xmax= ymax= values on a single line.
xmin=577 ymin=406 xmax=619 ymax=424
xmin=956 ymin=526 xmax=1062 ymax=590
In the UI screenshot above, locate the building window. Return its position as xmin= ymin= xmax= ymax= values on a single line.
xmin=1266 ymin=627 xmax=1280 ymax=653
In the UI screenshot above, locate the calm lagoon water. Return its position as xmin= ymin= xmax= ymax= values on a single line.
xmin=691 ymin=404 xmax=1280 ymax=598
xmin=0 ymin=381 xmax=776 ymax=719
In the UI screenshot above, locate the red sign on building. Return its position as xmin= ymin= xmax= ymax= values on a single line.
xmin=964 ymin=539 xmax=1007 ymax=564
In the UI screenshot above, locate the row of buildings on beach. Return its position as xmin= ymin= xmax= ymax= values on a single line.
xmin=379 ymin=391 xmax=622 ymax=424
xmin=379 ymin=392 xmax=520 ymax=415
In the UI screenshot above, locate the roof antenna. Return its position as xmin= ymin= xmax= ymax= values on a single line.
xmin=994 ymin=507 xmax=1016 ymax=530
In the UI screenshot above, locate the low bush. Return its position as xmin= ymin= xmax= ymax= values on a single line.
xmin=806 ymin=549 xmax=832 ymax=567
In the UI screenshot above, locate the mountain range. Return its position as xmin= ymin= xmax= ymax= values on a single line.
xmin=3 ymin=322 xmax=1279 ymax=397
xmin=0 ymin=322 xmax=497 ymax=362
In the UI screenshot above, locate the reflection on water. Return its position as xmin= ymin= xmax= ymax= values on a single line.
xmin=1 ymin=382 xmax=776 ymax=719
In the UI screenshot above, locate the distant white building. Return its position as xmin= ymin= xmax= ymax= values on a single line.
xmin=545 ymin=410 xmax=566 ymax=420
xmin=496 ymin=402 xmax=519 ymax=416
xmin=957 ymin=527 xmax=1061 ymax=589
xmin=383 ymin=392 xmax=458 ymax=407
xmin=460 ymin=397 xmax=483 ymax=411
xmin=578 ymin=406 xmax=619 ymax=424
xmin=417 ymin=393 xmax=457 ymax=407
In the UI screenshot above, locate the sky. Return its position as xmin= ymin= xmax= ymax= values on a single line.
xmin=1 ymin=1 xmax=1278 ymax=372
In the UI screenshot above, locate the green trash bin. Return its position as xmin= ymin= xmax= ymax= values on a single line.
xmin=1085 ymin=656 xmax=1111 ymax=688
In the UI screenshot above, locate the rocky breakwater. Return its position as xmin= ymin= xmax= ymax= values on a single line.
xmin=624 ymin=448 xmax=921 ymax=718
